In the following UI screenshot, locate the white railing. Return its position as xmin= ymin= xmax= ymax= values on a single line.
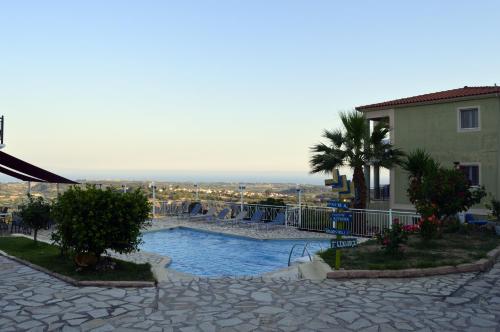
xmin=155 ymin=200 xmax=420 ymax=237
xmin=348 ymin=209 xmax=420 ymax=236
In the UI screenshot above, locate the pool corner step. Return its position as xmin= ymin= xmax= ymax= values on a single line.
xmin=298 ymin=256 xmax=332 ymax=280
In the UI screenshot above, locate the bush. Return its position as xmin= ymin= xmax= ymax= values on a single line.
xmin=18 ymin=195 xmax=51 ymax=243
xmin=258 ymin=198 xmax=286 ymax=206
xmin=486 ymin=197 xmax=500 ymax=221
xmin=404 ymin=150 xmax=486 ymax=220
xmin=51 ymin=185 xmax=151 ymax=263
xmin=376 ymin=219 xmax=410 ymax=255
xmin=418 ymin=214 xmax=440 ymax=240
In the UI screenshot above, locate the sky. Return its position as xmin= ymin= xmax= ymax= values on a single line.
xmin=1 ymin=1 xmax=499 ymax=184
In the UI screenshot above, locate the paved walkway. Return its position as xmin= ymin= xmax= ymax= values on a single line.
xmin=1 ymin=254 xmax=500 ymax=331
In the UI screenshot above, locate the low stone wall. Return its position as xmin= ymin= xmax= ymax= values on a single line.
xmin=327 ymin=246 xmax=500 ymax=279
xmin=0 ymin=250 xmax=156 ymax=287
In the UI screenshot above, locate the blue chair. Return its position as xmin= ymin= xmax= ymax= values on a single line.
xmin=263 ymin=212 xmax=286 ymax=229
xmin=186 ymin=203 xmax=202 ymax=220
xmin=210 ymin=208 xmax=229 ymax=222
xmin=241 ymin=210 xmax=265 ymax=227
xmin=465 ymin=213 xmax=488 ymax=226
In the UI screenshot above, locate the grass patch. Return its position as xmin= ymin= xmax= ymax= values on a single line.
xmin=319 ymin=231 xmax=500 ymax=270
xmin=0 ymin=236 xmax=155 ymax=281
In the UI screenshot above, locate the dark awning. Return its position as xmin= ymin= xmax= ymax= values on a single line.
xmin=0 ymin=151 xmax=78 ymax=184
xmin=0 ymin=165 xmax=46 ymax=182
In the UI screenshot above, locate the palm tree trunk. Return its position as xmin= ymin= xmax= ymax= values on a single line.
xmin=353 ymin=166 xmax=367 ymax=209
xmin=374 ymin=165 xmax=380 ymax=199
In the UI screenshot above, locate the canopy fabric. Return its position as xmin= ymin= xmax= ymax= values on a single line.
xmin=0 ymin=151 xmax=78 ymax=184
xmin=0 ymin=165 xmax=45 ymax=182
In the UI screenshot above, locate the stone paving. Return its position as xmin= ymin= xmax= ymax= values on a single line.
xmin=147 ymin=217 xmax=340 ymax=240
xmin=1 ymin=253 xmax=500 ymax=331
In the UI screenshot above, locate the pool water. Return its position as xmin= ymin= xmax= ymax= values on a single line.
xmin=140 ymin=227 xmax=330 ymax=277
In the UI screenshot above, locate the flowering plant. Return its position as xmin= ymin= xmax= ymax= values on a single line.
xmin=402 ymin=224 xmax=420 ymax=233
xmin=418 ymin=214 xmax=440 ymax=240
xmin=376 ymin=219 xmax=409 ymax=255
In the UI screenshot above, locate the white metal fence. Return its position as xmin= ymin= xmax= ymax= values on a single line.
xmin=155 ymin=200 xmax=420 ymax=237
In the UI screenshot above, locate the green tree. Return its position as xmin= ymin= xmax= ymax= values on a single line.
xmin=402 ymin=150 xmax=486 ymax=219
xmin=51 ymin=185 xmax=151 ymax=262
xmin=258 ymin=197 xmax=286 ymax=206
xmin=310 ymin=111 xmax=403 ymax=208
xmin=18 ymin=195 xmax=51 ymax=243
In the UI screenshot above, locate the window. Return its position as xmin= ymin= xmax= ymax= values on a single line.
xmin=458 ymin=107 xmax=479 ymax=131
xmin=460 ymin=164 xmax=480 ymax=186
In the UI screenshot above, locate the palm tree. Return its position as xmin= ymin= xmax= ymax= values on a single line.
xmin=401 ymin=149 xmax=439 ymax=182
xmin=310 ymin=111 xmax=403 ymax=209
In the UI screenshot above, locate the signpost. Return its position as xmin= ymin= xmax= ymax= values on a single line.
xmin=325 ymin=228 xmax=350 ymax=236
xmin=330 ymin=238 xmax=357 ymax=249
xmin=330 ymin=212 xmax=353 ymax=223
xmin=327 ymin=200 xmax=350 ymax=209
xmin=324 ymin=168 xmax=358 ymax=270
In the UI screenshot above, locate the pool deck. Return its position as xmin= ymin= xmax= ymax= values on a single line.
xmin=147 ymin=216 xmax=341 ymax=240
xmin=1 ymin=254 xmax=499 ymax=331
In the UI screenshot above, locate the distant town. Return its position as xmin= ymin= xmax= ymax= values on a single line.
xmin=0 ymin=180 xmax=335 ymax=207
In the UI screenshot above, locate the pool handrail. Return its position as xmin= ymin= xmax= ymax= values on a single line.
xmin=288 ymin=242 xmax=313 ymax=267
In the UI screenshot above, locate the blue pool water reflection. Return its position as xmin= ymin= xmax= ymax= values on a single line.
xmin=140 ymin=227 xmax=330 ymax=277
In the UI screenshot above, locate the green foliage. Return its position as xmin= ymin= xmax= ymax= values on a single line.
xmin=401 ymin=149 xmax=440 ymax=181
xmin=257 ymin=198 xmax=286 ymax=206
xmin=417 ymin=215 xmax=440 ymax=240
xmin=319 ymin=231 xmax=500 ymax=270
xmin=309 ymin=111 xmax=403 ymax=209
xmin=18 ymin=195 xmax=51 ymax=243
xmin=403 ymin=150 xmax=486 ymax=219
xmin=0 ymin=237 xmax=154 ymax=281
xmin=51 ymin=185 xmax=151 ymax=260
xmin=376 ymin=220 xmax=408 ymax=255
xmin=485 ymin=196 xmax=500 ymax=222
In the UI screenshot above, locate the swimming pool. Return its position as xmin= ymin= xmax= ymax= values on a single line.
xmin=140 ymin=227 xmax=330 ymax=277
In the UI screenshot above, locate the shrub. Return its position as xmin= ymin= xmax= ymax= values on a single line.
xmin=418 ymin=214 xmax=440 ymax=240
xmin=257 ymin=198 xmax=286 ymax=206
xmin=403 ymin=150 xmax=486 ymax=220
xmin=376 ymin=219 xmax=409 ymax=255
xmin=442 ymin=216 xmax=461 ymax=233
xmin=18 ymin=195 xmax=51 ymax=243
xmin=51 ymin=185 xmax=151 ymax=263
xmin=485 ymin=197 xmax=500 ymax=221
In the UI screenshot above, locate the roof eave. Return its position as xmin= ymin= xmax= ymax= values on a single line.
xmin=356 ymin=92 xmax=500 ymax=112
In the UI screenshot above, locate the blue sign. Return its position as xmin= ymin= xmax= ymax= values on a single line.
xmin=327 ymin=200 xmax=350 ymax=209
xmin=325 ymin=228 xmax=351 ymax=236
xmin=331 ymin=212 xmax=353 ymax=222
xmin=331 ymin=238 xmax=357 ymax=249
xmin=339 ymin=180 xmax=352 ymax=195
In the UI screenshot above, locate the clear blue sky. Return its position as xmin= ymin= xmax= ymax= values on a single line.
xmin=0 ymin=1 xmax=499 ymax=183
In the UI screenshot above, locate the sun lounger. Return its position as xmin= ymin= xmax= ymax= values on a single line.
xmin=240 ymin=209 xmax=264 ymax=227
xmin=210 ymin=208 xmax=230 ymax=222
xmin=465 ymin=213 xmax=488 ymax=226
xmin=191 ymin=207 xmax=217 ymax=221
xmin=262 ymin=212 xmax=286 ymax=230
xmin=220 ymin=210 xmax=247 ymax=225
xmin=184 ymin=203 xmax=202 ymax=220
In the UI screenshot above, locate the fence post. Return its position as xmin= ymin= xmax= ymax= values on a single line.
xmin=388 ymin=209 xmax=393 ymax=229
xmin=285 ymin=205 xmax=288 ymax=228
